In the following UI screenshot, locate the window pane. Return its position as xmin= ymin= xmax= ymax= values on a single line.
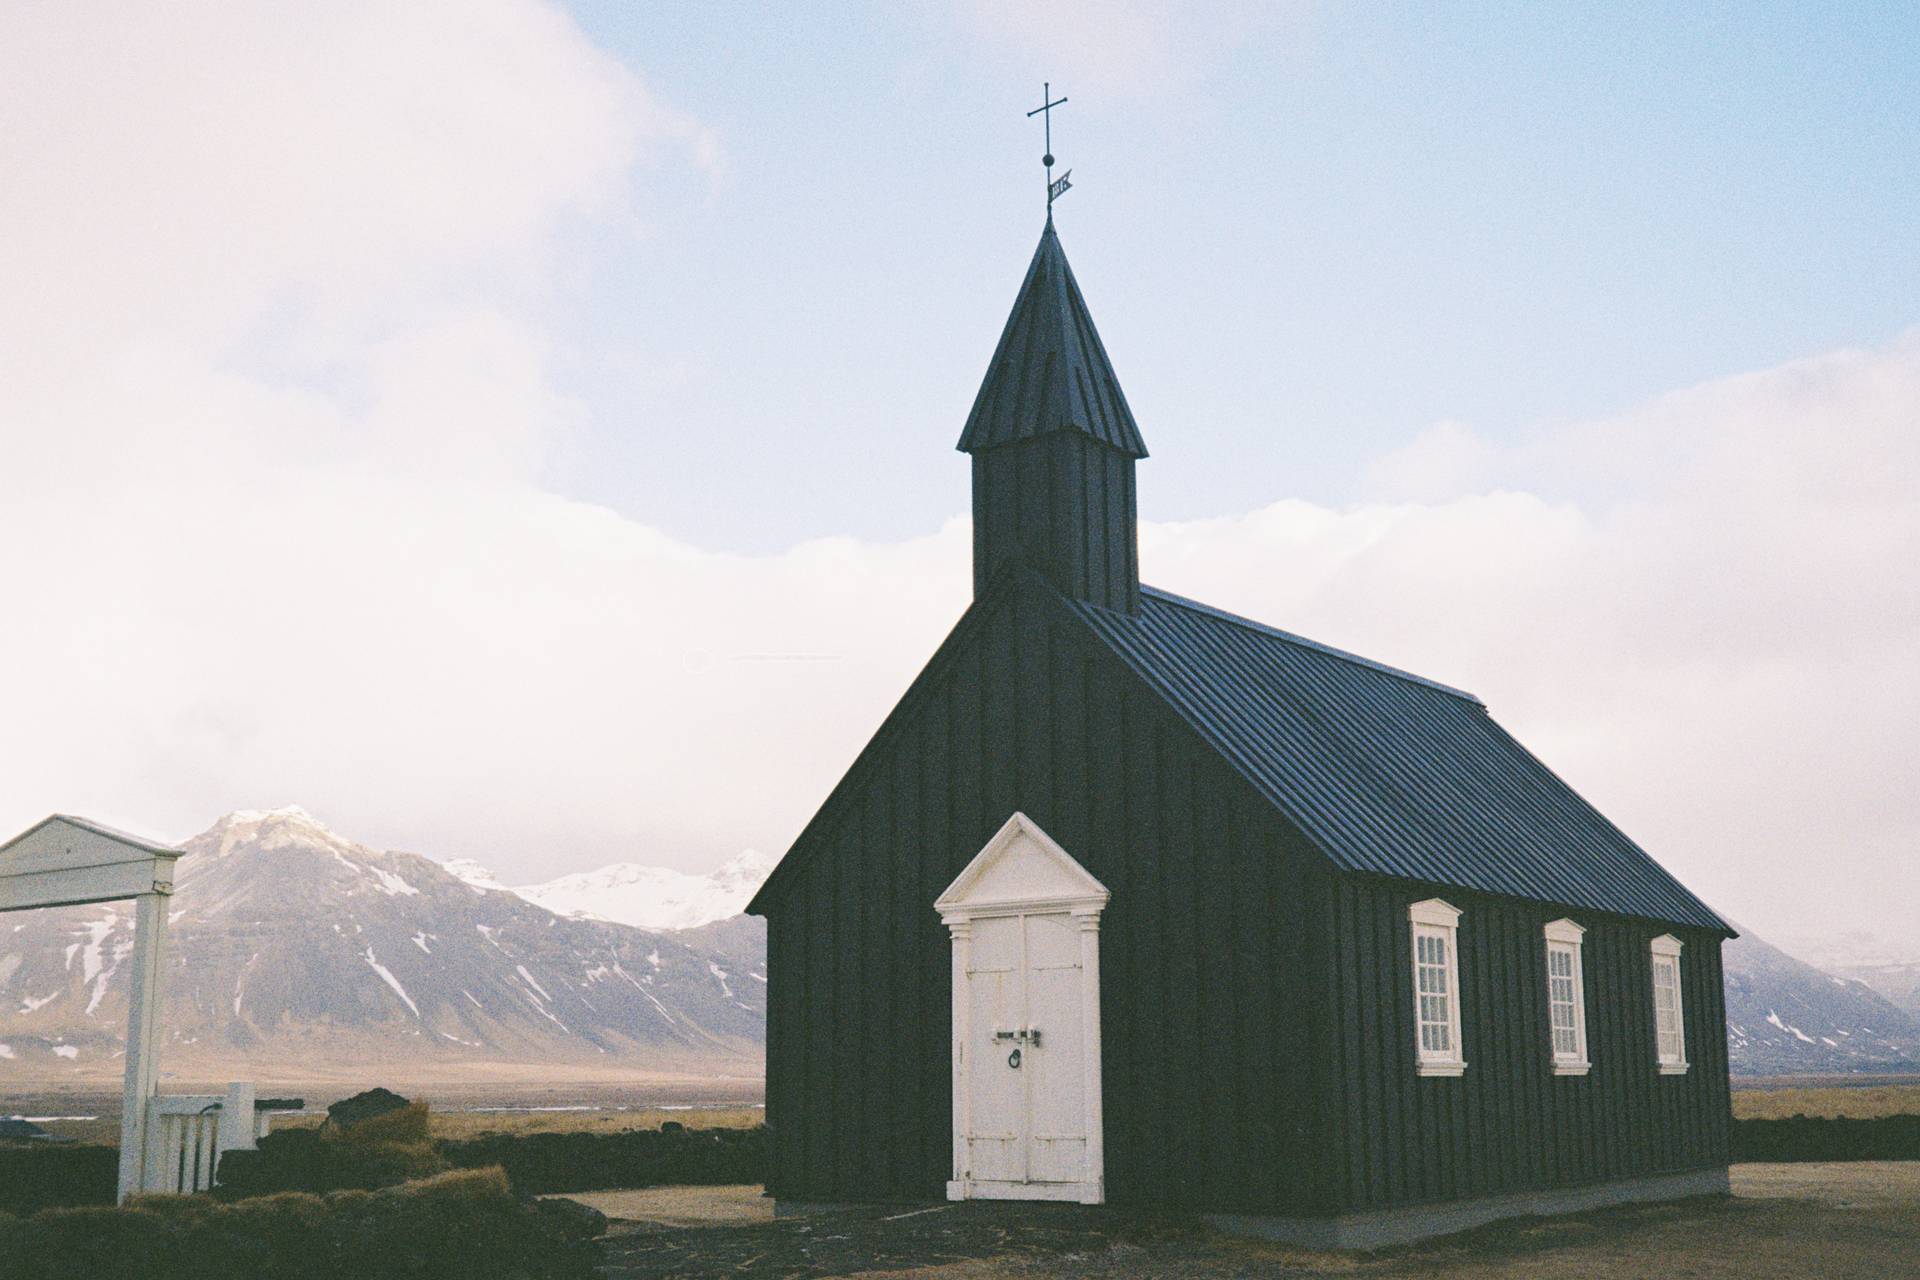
xmin=1653 ymin=956 xmax=1683 ymax=1062
xmin=1413 ymin=923 xmax=1460 ymax=1063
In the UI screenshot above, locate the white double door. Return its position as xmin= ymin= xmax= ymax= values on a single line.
xmin=960 ymin=910 xmax=1094 ymax=1197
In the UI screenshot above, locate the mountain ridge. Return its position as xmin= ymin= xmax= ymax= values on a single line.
xmin=1723 ymin=924 xmax=1920 ymax=1074
xmin=0 ymin=808 xmax=767 ymax=1083
xmin=5 ymin=807 xmax=1916 ymax=1083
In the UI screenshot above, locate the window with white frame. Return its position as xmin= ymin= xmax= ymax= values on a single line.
xmin=1650 ymin=934 xmax=1688 ymax=1074
xmin=1409 ymin=899 xmax=1465 ymax=1076
xmin=1543 ymin=919 xmax=1589 ymax=1075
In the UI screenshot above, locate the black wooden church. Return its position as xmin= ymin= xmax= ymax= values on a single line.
xmin=745 ymin=216 xmax=1733 ymax=1246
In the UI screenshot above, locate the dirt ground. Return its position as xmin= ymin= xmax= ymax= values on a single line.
xmin=592 ymin=1164 xmax=1920 ymax=1279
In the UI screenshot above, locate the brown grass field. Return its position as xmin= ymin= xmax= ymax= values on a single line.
xmin=8 ymin=1074 xmax=1920 ymax=1276
xmin=9 ymin=1076 xmax=1918 ymax=1144
xmin=1730 ymin=1081 xmax=1920 ymax=1120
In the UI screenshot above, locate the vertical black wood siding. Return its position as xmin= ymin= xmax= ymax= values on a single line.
xmin=759 ymin=578 xmax=1730 ymax=1215
xmin=760 ymin=585 xmax=1325 ymax=1210
xmin=1322 ymin=877 xmax=1730 ymax=1212
xmin=971 ymin=434 xmax=1139 ymax=613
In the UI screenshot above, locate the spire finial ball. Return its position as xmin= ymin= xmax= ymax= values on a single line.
xmin=1043 ymin=153 xmax=1054 ymax=167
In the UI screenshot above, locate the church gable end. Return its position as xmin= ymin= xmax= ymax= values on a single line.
xmin=751 ymin=567 xmax=1333 ymax=1210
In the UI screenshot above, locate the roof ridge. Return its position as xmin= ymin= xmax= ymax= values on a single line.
xmin=1137 ymin=585 xmax=1485 ymax=707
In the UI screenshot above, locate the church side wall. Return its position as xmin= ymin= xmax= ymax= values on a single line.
xmin=760 ymin=582 xmax=1332 ymax=1213
xmin=1323 ymin=877 xmax=1732 ymax=1212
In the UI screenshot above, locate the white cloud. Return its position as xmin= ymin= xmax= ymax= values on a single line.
xmin=1364 ymin=419 xmax=1501 ymax=501
xmin=0 ymin=0 xmax=713 ymax=370
xmin=1147 ymin=331 xmax=1920 ymax=944
xmin=6 ymin=322 xmax=1913 ymax=949
xmin=0 ymin=5 xmax=1912 ymax=953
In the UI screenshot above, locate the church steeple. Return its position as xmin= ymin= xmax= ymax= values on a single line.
xmin=959 ymin=221 xmax=1146 ymax=614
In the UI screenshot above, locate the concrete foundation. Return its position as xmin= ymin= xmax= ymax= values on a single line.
xmin=1203 ymin=1167 xmax=1732 ymax=1250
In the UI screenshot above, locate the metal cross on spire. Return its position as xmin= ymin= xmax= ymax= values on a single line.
xmin=1028 ymin=82 xmax=1072 ymax=214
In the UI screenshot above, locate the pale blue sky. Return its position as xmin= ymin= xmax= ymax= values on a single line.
xmin=548 ymin=1 xmax=1917 ymax=550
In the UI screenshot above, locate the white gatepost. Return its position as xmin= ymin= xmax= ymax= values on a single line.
xmin=118 ymin=886 xmax=173 ymax=1200
xmin=0 ymin=815 xmax=183 ymax=1202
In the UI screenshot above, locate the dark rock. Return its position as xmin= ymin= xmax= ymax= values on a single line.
xmin=326 ymin=1087 xmax=410 ymax=1130
xmin=0 ymin=1117 xmax=55 ymax=1142
xmin=536 ymin=1195 xmax=610 ymax=1239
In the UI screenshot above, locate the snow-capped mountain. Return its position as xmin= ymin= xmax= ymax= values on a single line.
xmin=441 ymin=858 xmax=510 ymax=893
xmin=512 ymin=850 xmax=776 ymax=931
xmin=1830 ymin=962 xmax=1920 ymax=1022
xmin=1724 ymin=926 xmax=1920 ymax=1074
xmin=0 ymin=807 xmax=765 ymax=1082
xmin=1765 ymin=928 xmax=1920 ymax=1022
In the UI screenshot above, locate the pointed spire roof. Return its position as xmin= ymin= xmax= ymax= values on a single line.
xmin=957 ymin=219 xmax=1148 ymax=458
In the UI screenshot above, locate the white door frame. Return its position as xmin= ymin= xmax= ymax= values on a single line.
xmin=0 ymin=815 xmax=182 ymax=1202
xmin=935 ymin=811 xmax=1109 ymax=1205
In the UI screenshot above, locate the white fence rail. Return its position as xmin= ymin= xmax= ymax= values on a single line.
xmin=137 ymin=1081 xmax=274 ymax=1196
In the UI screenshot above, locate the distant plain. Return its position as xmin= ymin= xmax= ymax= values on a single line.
xmin=1 ymin=1077 xmax=764 ymax=1145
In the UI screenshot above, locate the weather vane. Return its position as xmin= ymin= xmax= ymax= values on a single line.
xmin=1028 ymin=82 xmax=1072 ymax=214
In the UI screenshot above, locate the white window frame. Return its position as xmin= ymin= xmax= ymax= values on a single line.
xmin=1409 ymin=898 xmax=1466 ymax=1077
xmin=1650 ymin=933 xmax=1689 ymax=1075
xmin=1543 ymin=918 xmax=1590 ymax=1075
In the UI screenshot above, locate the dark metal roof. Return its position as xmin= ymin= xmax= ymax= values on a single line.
xmin=1070 ymin=586 xmax=1730 ymax=933
xmin=956 ymin=219 xmax=1148 ymax=459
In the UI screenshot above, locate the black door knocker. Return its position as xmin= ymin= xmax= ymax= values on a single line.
xmin=1007 ymin=1047 xmax=1022 ymax=1069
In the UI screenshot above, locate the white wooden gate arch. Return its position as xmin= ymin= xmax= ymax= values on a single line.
xmin=0 ymin=814 xmax=267 ymax=1200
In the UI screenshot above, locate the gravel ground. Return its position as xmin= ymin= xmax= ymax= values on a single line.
xmin=595 ymin=1164 xmax=1920 ymax=1279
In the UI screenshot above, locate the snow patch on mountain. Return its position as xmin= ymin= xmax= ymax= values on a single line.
xmin=1765 ymin=1011 xmax=1816 ymax=1044
xmin=363 ymin=947 xmax=420 ymax=1018
xmin=443 ymin=859 xmax=510 ymax=893
xmin=514 ymin=850 xmax=775 ymax=931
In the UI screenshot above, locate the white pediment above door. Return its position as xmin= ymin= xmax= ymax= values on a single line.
xmin=935 ymin=812 xmax=1109 ymax=921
